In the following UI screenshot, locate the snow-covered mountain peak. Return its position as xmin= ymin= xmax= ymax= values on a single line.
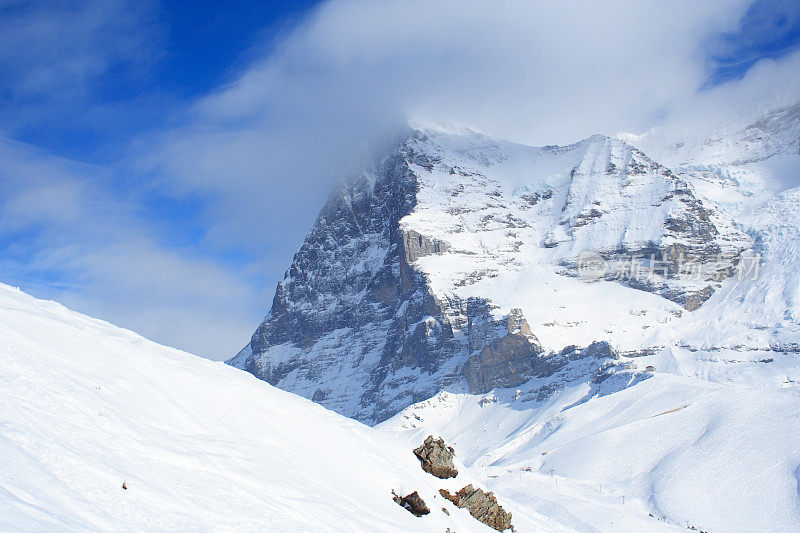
xmin=228 ymin=118 xmax=776 ymax=424
xmin=401 ymin=127 xmax=748 ymax=309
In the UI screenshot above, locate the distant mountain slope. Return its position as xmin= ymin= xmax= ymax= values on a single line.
xmin=679 ymin=187 xmax=800 ymax=345
xmin=624 ymin=104 xmax=800 ymax=382
xmin=0 ymin=283 xmax=495 ymax=532
xmin=229 ymin=118 xmax=779 ymax=424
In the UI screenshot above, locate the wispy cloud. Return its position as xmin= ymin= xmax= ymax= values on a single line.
xmin=0 ymin=137 xmax=261 ymax=359
xmin=142 ymin=0 xmax=799 ymax=268
xmin=705 ymin=0 xmax=800 ymax=86
xmin=0 ymin=0 xmax=163 ymax=147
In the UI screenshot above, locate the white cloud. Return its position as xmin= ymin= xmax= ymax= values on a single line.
xmin=0 ymin=137 xmax=261 ymax=360
xmin=139 ymin=0 xmax=800 ymax=281
xmin=179 ymin=0 xmax=757 ymax=145
xmin=663 ymin=48 xmax=800 ymax=133
xmin=126 ymin=1 xmax=800 ymax=355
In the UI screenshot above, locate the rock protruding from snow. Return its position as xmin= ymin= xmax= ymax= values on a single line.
xmin=402 ymin=228 xmax=449 ymax=262
xmin=413 ymin=436 xmax=458 ymax=479
xmin=462 ymin=323 xmax=544 ymax=394
xmin=439 ymin=485 xmax=513 ymax=532
xmin=506 ymin=308 xmax=533 ymax=336
xmin=581 ymin=340 xmax=617 ymax=360
xmin=392 ymin=490 xmax=430 ymax=517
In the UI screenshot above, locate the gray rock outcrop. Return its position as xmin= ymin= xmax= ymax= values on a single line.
xmin=439 ymin=484 xmax=513 ymax=531
xmin=413 ymin=435 xmax=458 ymax=479
xmin=462 ymin=309 xmax=545 ymax=394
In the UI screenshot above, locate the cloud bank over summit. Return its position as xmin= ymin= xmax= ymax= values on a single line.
xmin=0 ymin=0 xmax=798 ymax=358
xmin=147 ymin=0 xmax=800 ymax=263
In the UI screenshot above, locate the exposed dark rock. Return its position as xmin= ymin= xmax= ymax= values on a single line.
xmin=462 ymin=333 xmax=544 ymax=394
xmin=439 ymin=484 xmax=513 ymax=531
xmin=580 ymin=341 xmax=618 ymax=360
xmin=462 ymin=309 xmax=547 ymax=394
xmin=402 ymin=229 xmax=449 ymax=262
xmin=683 ymin=285 xmax=715 ymax=311
xmin=506 ymin=308 xmax=532 ymax=336
xmin=392 ymin=490 xmax=430 ymax=517
xmin=413 ymin=435 xmax=458 ymax=479
xmin=311 ymin=389 xmax=328 ymax=403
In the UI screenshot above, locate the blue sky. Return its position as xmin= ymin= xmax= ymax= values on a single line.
xmin=706 ymin=0 xmax=800 ymax=86
xmin=0 ymin=0 xmax=798 ymax=359
xmin=1 ymin=1 xmax=320 ymax=154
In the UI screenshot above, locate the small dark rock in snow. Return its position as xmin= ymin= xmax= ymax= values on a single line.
xmin=413 ymin=435 xmax=458 ymax=479
xmin=392 ymin=490 xmax=430 ymax=516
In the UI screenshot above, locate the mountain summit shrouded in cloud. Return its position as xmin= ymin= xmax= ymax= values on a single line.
xmin=2 ymin=2 xmax=800 ymax=531
xmin=0 ymin=0 xmax=798 ymax=358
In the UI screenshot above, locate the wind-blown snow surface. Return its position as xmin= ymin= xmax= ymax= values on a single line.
xmin=1 ymin=282 xmax=704 ymax=532
xmin=382 ymin=378 xmax=800 ymax=532
xmin=0 ymin=283 xmax=503 ymax=532
xmin=2 ymin=241 xmax=799 ymax=531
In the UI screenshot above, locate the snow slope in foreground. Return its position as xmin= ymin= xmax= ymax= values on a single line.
xmin=3 ymin=281 xmax=797 ymax=532
xmin=0 ymin=283 xmax=500 ymax=532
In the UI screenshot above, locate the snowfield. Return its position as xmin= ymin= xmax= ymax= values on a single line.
xmin=382 ymin=377 xmax=800 ymax=532
xmin=0 ymin=283 xmax=501 ymax=532
xmin=3 ymin=282 xmax=800 ymax=531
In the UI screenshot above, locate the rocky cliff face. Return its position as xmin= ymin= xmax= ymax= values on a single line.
xmin=621 ymin=103 xmax=800 ymax=360
xmin=229 ymin=132 xmax=543 ymax=423
xmin=462 ymin=309 xmax=545 ymax=394
xmin=228 ymin=124 xmax=754 ymax=424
